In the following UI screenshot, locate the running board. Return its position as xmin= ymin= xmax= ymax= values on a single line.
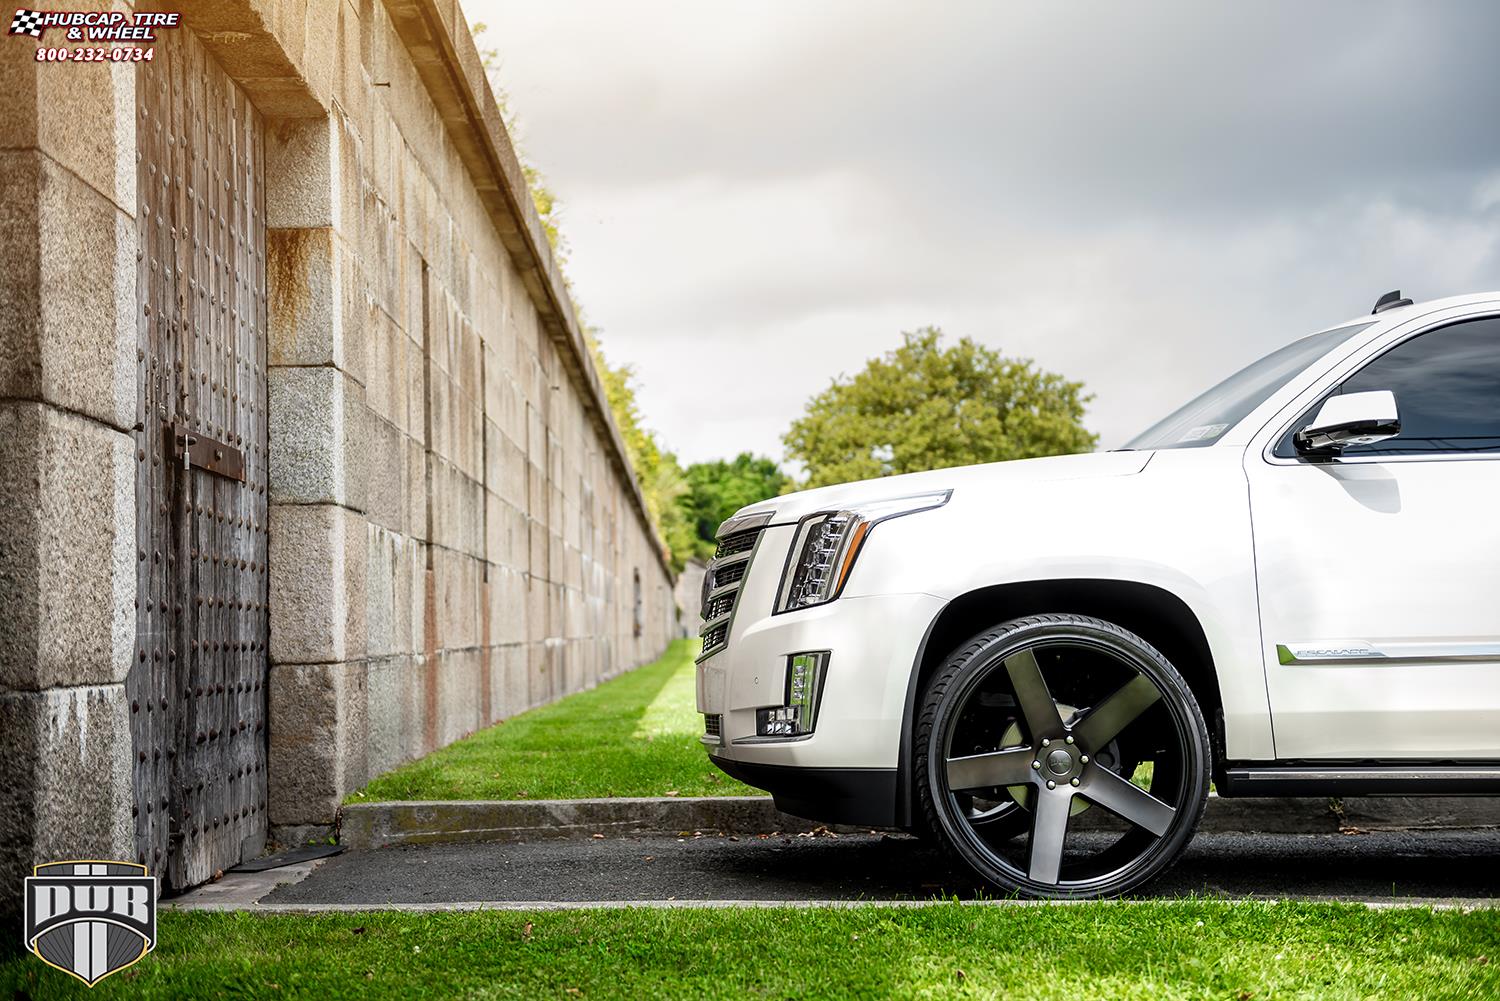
xmin=1219 ymin=765 xmax=1500 ymax=797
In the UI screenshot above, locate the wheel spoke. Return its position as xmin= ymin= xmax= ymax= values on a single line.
xmin=1003 ymin=648 xmax=1064 ymax=738
xmin=970 ymin=804 xmax=1022 ymax=826
xmin=946 ymin=747 xmax=1036 ymax=792
xmin=933 ymin=627 xmax=1200 ymax=895
xmin=1027 ymin=788 xmax=1072 ymax=883
xmin=1073 ymin=675 xmax=1162 ymax=751
xmin=1080 ymin=767 xmax=1175 ymax=836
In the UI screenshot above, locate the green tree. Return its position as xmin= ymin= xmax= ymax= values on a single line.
xmin=680 ymin=454 xmax=790 ymax=561
xmin=784 ymin=328 xmax=1097 ymax=488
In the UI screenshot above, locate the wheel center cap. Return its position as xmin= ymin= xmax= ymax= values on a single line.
xmin=1046 ymin=748 xmax=1073 ymax=775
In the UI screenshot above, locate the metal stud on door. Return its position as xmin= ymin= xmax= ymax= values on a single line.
xmin=129 ymin=28 xmax=269 ymax=891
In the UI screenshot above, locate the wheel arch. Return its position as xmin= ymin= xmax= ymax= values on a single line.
xmin=893 ymin=578 xmax=1224 ymax=828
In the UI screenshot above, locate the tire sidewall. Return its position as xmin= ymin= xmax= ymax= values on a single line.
xmin=916 ymin=614 xmax=1211 ymax=899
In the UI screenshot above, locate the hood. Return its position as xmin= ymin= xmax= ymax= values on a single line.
xmin=735 ymin=451 xmax=1153 ymax=527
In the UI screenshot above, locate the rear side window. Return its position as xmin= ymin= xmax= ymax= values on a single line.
xmin=1276 ymin=316 xmax=1500 ymax=457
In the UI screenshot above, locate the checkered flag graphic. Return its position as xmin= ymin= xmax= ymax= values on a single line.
xmin=9 ymin=8 xmax=43 ymax=37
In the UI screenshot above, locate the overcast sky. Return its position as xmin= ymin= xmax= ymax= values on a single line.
xmin=464 ymin=1 xmax=1500 ymax=466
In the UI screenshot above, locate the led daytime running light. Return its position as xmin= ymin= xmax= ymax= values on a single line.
xmin=774 ymin=491 xmax=950 ymax=613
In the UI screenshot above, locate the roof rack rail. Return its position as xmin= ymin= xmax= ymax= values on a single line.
xmin=1372 ymin=289 xmax=1413 ymax=314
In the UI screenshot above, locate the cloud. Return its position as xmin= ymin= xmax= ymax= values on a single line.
xmin=465 ymin=0 xmax=1500 ymax=463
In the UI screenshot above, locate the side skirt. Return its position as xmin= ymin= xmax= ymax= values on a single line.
xmin=1219 ymin=763 xmax=1500 ymax=797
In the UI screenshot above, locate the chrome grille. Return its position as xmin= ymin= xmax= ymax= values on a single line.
xmin=712 ymin=561 xmax=748 ymax=588
xmin=698 ymin=524 xmax=766 ymax=660
xmin=702 ymin=713 xmax=723 ymax=744
xmin=703 ymin=593 xmax=735 ymax=620
xmin=715 ymin=529 xmax=760 ymax=559
xmin=701 ymin=622 xmax=729 ymax=651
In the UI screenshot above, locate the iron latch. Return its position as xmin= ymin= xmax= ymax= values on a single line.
xmin=166 ymin=422 xmax=245 ymax=482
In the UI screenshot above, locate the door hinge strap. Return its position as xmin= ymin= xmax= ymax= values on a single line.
xmin=166 ymin=422 xmax=245 ymax=482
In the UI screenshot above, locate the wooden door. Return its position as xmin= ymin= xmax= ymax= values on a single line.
xmin=130 ymin=26 xmax=270 ymax=890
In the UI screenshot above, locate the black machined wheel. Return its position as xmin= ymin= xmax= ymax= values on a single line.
xmin=915 ymin=614 xmax=1211 ymax=899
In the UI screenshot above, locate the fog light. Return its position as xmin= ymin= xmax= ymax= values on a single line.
xmin=755 ymin=652 xmax=828 ymax=737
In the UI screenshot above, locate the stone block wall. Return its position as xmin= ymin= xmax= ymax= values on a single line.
xmin=0 ymin=42 xmax=139 ymax=917
xmin=253 ymin=0 xmax=677 ymax=842
xmin=0 ymin=0 xmax=676 ymax=905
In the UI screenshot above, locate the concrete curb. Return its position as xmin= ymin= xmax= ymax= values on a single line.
xmin=166 ymin=896 xmax=1500 ymax=913
xmin=339 ymin=797 xmax=800 ymax=849
xmin=339 ymin=795 xmax=1500 ymax=850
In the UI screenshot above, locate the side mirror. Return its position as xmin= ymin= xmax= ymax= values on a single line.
xmin=1293 ymin=389 xmax=1400 ymax=456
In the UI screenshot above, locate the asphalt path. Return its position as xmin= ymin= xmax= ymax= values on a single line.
xmin=262 ymin=829 xmax=1499 ymax=908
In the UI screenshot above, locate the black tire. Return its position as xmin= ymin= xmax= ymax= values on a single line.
xmin=915 ymin=613 xmax=1210 ymax=899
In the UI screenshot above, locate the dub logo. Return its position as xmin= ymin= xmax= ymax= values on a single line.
xmin=23 ymin=861 xmax=157 ymax=987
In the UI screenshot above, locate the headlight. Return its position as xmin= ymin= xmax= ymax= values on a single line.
xmin=774 ymin=490 xmax=950 ymax=613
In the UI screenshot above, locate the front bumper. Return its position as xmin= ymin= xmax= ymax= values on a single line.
xmin=695 ymin=531 xmax=945 ymax=820
xmin=708 ymin=757 xmax=900 ymax=827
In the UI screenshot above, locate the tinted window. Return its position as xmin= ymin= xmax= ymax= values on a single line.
xmin=1276 ymin=316 xmax=1500 ymax=457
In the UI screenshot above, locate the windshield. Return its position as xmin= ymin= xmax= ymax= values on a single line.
xmin=1123 ymin=321 xmax=1375 ymax=450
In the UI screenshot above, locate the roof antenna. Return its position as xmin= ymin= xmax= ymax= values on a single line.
xmin=1372 ymin=290 xmax=1413 ymax=314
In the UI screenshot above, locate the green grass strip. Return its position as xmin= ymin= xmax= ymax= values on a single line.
xmin=3 ymin=902 xmax=1497 ymax=999
xmin=350 ymin=639 xmax=757 ymax=802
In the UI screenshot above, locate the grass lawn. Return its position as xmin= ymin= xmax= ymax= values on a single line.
xmin=4 ymin=902 xmax=1497 ymax=999
xmin=351 ymin=639 xmax=757 ymax=802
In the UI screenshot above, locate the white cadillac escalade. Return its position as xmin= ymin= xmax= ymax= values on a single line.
xmin=696 ymin=291 xmax=1500 ymax=898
